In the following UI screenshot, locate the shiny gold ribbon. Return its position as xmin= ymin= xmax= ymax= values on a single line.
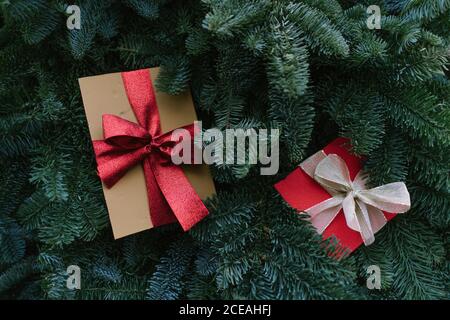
xmin=300 ymin=152 xmax=411 ymax=246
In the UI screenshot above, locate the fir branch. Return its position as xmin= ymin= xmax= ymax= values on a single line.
xmin=286 ymin=2 xmax=349 ymax=57
xmin=147 ymin=237 xmax=196 ymax=300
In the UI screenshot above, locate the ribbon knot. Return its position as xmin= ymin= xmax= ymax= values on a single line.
xmin=95 ymin=114 xmax=189 ymax=188
xmin=301 ymin=153 xmax=410 ymax=246
xmin=144 ymin=143 xmax=153 ymax=154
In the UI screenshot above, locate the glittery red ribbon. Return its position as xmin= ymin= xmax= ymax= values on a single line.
xmin=92 ymin=69 xmax=208 ymax=231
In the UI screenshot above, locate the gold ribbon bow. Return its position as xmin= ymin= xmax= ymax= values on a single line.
xmin=300 ymin=152 xmax=411 ymax=246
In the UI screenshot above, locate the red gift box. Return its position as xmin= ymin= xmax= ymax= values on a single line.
xmin=274 ymin=138 xmax=398 ymax=253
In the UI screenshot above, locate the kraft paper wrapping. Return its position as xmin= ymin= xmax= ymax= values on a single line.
xmin=78 ymin=68 xmax=216 ymax=239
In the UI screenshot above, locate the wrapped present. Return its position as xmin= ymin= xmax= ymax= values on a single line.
xmin=274 ymin=138 xmax=410 ymax=253
xmin=79 ymin=68 xmax=216 ymax=239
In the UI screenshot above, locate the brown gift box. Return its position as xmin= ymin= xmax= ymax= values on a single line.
xmin=78 ymin=68 xmax=216 ymax=239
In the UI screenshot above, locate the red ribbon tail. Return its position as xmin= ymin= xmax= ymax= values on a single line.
xmin=142 ymin=160 xmax=177 ymax=227
xmin=151 ymin=156 xmax=208 ymax=231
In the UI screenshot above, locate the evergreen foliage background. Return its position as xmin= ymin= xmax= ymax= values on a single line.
xmin=0 ymin=0 xmax=449 ymax=300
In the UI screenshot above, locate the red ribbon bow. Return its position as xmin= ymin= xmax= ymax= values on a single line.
xmin=92 ymin=69 xmax=208 ymax=231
